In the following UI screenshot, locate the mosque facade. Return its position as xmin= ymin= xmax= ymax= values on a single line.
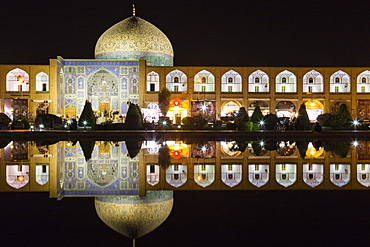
xmin=0 ymin=10 xmax=369 ymax=126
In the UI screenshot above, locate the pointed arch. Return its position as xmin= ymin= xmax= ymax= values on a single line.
xmin=221 ymin=164 xmax=242 ymax=187
xmin=248 ymin=70 xmax=269 ymax=93
xmin=6 ymin=68 xmax=29 ymax=92
xmin=357 ymin=70 xmax=370 ymax=93
xmin=194 ymin=70 xmax=215 ymax=92
xmin=36 ymin=72 xmax=49 ymax=92
xmin=248 ymin=164 xmax=269 ymax=188
xmin=302 ymin=70 xmax=323 ymax=93
xmin=146 ymin=71 xmax=159 ymax=92
xmin=275 ymin=70 xmax=296 ymax=93
xmin=221 ymin=70 xmax=242 ymax=93
xmin=330 ymin=70 xmax=350 ymax=93
xmin=166 ymin=69 xmax=187 ymax=92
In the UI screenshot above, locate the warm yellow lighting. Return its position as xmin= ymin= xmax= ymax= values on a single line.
xmin=196 ymin=175 xmax=203 ymax=181
xmin=16 ymin=75 xmax=23 ymax=82
xmin=17 ymin=175 xmax=24 ymax=182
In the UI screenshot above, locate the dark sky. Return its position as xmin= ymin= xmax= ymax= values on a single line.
xmin=0 ymin=0 xmax=369 ymax=66
xmin=1 ymin=1 xmax=370 ymax=246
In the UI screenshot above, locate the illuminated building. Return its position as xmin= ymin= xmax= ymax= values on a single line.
xmin=0 ymin=7 xmax=369 ymax=125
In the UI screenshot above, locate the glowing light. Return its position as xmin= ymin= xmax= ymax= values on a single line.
xmin=201 ymin=105 xmax=207 ymax=111
xmin=196 ymin=175 xmax=203 ymax=181
xmin=353 ymin=120 xmax=359 ymax=126
xmin=39 ymin=124 xmax=44 ymax=129
xmin=83 ymin=121 xmax=87 ymax=125
xmin=353 ymin=141 xmax=359 ymax=147
xmin=201 ymin=146 xmax=207 ymax=152
xmin=177 ymin=125 xmax=181 ymax=129
xmin=17 ymin=175 xmax=24 ymax=182
xmin=259 ymin=120 xmax=265 ymax=125
xmin=260 ymin=141 xmax=264 ymax=147
xmin=163 ymin=121 xmax=167 ymax=125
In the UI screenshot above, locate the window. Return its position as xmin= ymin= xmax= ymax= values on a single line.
xmin=150 ymin=165 xmax=155 ymax=173
xmin=228 ymin=86 xmax=233 ymax=92
xmin=282 ymin=77 xmax=287 ymax=83
xmin=255 ymin=77 xmax=260 ymax=83
xmin=282 ymin=86 xmax=286 ymax=92
xmin=335 ymin=86 xmax=339 ymax=93
xmin=202 ymin=77 xmax=206 ymax=83
xmin=174 ymin=85 xmax=179 ymax=92
xmin=150 ymin=83 xmax=155 ymax=92
xmin=362 ymin=77 xmax=366 ymax=83
xmin=174 ymin=77 xmax=179 ymax=83
xmin=309 ymin=78 xmax=313 ymax=83
xmin=255 ymin=86 xmax=259 ymax=92
xmin=335 ymin=77 xmax=340 ymax=83
xmin=36 ymin=72 xmax=49 ymax=92
xmin=201 ymin=85 xmax=206 ymax=92
xmin=201 ymin=164 xmax=206 ymax=171
xmin=362 ymin=86 xmax=366 ymax=93
xmin=228 ymin=77 xmax=233 ymax=83
xmin=308 ymin=86 xmax=312 ymax=92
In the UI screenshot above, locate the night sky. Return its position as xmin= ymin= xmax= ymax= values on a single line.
xmin=1 ymin=1 xmax=370 ymax=246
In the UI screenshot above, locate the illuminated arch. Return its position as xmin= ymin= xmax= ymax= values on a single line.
xmin=146 ymin=71 xmax=159 ymax=92
xmin=248 ymin=70 xmax=269 ymax=92
xmin=166 ymin=69 xmax=187 ymax=92
xmin=194 ymin=164 xmax=215 ymax=188
xmin=194 ymin=70 xmax=215 ymax=92
xmin=6 ymin=165 xmax=30 ymax=189
xmin=304 ymin=100 xmax=324 ymax=121
xmin=146 ymin=164 xmax=160 ymax=186
xmin=276 ymin=164 xmax=297 ymax=188
xmin=330 ymin=164 xmax=350 ymax=187
xmin=220 ymin=100 xmax=242 ymax=117
xmin=275 ymin=101 xmax=296 ymax=118
xmin=303 ymin=164 xmax=324 ymax=188
xmin=357 ymin=70 xmax=370 ymax=93
xmin=302 ymin=70 xmax=323 ymax=93
xmin=166 ymin=164 xmax=188 ymax=188
xmin=248 ymin=164 xmax=269 ymax=188
xmin=36 ymin=72 xmax=49 ymax=92
xmin=221 ymin=70 xmax=242 ymax=93
xmin=330 ymin=70 xmax=350 ymax=93
xmin=6 ymin=68 xmax=29 ymax=92
xmin=275 ymin=70 xmax=296 ymax=93
xmin=221 ymin=164 xmax=242 ymax=187
xmin=357 ymin=164 xmax=370 ymax=187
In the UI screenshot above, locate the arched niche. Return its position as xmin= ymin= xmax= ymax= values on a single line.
xmin=221 ymin=70 xmax=242 ymax=93
xmin=166 ymin=164 xmax=187 ymax=188
xmin=36 ymin=164 xmax=49 ymax=185
xmin=303 ymin=164 xmax=324 ymax=188
xmin=194 ymin=164 xmax=215 ymax=188
xmin=330 ymin=164 xmax=350 ymax=187
xmin=194 ymin=70 xmax=215 ymax=92
xmin=304 ymin=100 xmax=324 ymax=122
xmin=302 ymin=70 xmax=324 ymax=93
xmin=166 ymin=69 xmax=187 ymax=92
xmin=87 ymin=69 xmax=119 ymax=113
xmin=36 ymin=72 xmax=49 ymax=92
xmin=275 ymin=101 xmax=296 ymax=118
xmin=6 ymin=68 xmax=29 ymax=92
xmin=221 ymin=164 xmax=242 ymax=187
xmin=248 ymin=70 xmax=269 ymax=93
xmin=276 ymin=141 xmax=296 ymax=156
xmin=357 ymin=70 xmax=370 ymax=93
xmin=146 ymin=164 xmax=160 ymax=186
xmin=330 ymin=70 xmax=350 ymax=93
xmin=146 ymin=71 xmax=159 ymax=92
xmin=6 ymin=165 xmax=30 ymax=189
xmin=275 ymin=70 xmax=296 ymax=93
xmin=220 ymin=141 xmax=242 ymax=157
xmin=357 ymin=164 xmax=370 ymax=187
xmin=276 ymin=164 xmax=297 ymax=187
xmin=248 ymin=164 xmax=269 ymax=188
xmin=248 ymin=100 xmax=269 ymax=116
xmin=220 ymin=100 xmax=241 ymax=117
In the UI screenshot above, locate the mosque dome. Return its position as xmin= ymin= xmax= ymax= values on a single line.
xmin=94 ymin=12 xmax=174 ymax=66
xmin=95 ymin=191 xmax=173 ymax=239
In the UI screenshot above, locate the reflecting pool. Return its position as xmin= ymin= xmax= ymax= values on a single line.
xmin=0 ymin=138 xmax=369 ymax=246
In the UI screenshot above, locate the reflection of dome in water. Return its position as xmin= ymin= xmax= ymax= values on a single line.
xmin=95 ymin=12 xmax=173 ymax=66
xmin=95 ymin=190 xmax=173 ymax=239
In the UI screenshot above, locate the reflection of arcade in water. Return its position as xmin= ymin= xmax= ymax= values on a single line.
xmin=1 ymin=138 xmax=370 ymax=241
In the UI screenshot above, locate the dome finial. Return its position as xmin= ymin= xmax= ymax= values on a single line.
xmin=132 ymin=4 xmax=136 ymax=16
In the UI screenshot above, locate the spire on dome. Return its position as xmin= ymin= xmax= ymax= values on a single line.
xmin=132 ymin=4 xmax=136 ymax=16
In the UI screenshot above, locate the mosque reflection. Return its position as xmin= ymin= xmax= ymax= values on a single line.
xmin=1 ymin=138 xmax=370 ymax=240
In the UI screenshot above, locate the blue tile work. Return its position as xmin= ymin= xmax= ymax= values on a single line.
xmin=57 ymin=58 xmax=139 ymax=116
xmin=59 ymin=141 xmax=140 ymax=197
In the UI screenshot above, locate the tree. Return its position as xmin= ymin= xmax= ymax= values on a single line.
xmin=234 ymin=107 xmax=249 ymax=130
xmin=251 ymin=105 xmax=264 ymax=130
xmin=332 ymin=103 xmax=352 ymax=129
xmin=158 ymin=144 xmax=171 ymax=170
xmin=296 ymin=103 xmax=311 ymax=130
xmin=125 ymin=103 xmax=143 ymax=130
xmin=78 ymin=100 xmax=96 ymax=130
xmin=158 ymin=87 xmax=171 ymax=117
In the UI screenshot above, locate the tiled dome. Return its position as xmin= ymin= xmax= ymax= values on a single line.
xmin=95 ymin=15 xmax=173 ymax=66
xmin=95 ymin=191 xmax=173 ymax=239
